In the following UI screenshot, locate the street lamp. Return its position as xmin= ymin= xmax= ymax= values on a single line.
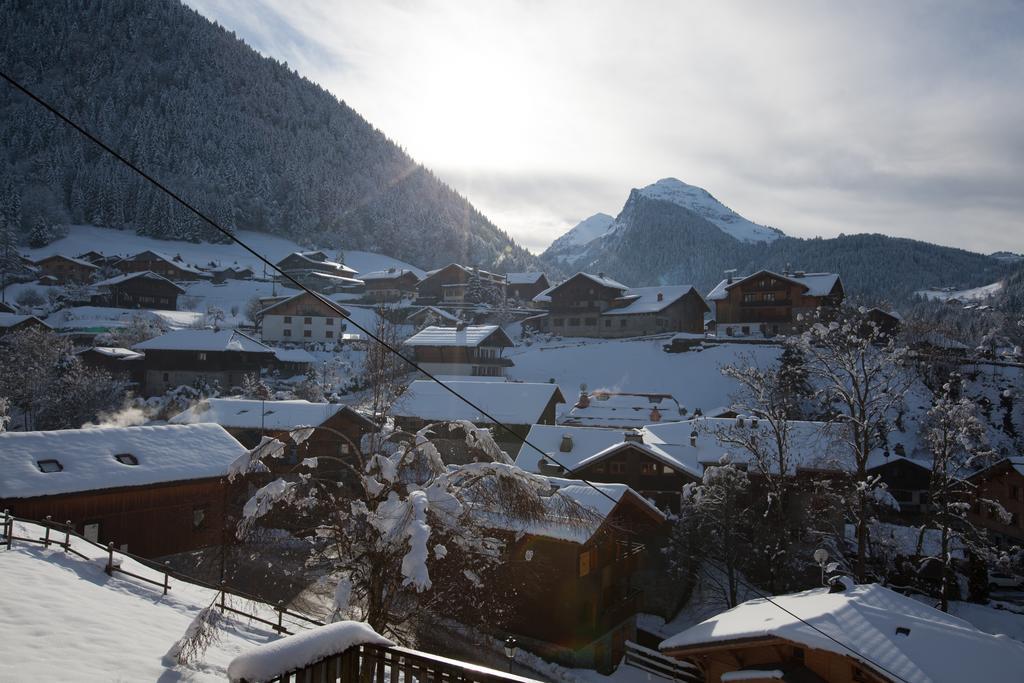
xmin=504 ymin=636 xmax=518 ymax=672
xmin=814 ymin=548 xmax=830 ymax=586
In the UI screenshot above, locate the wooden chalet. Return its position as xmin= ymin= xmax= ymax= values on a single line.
xmin=967 ymin=456 xmax=1024 ymax=547
xmin=211 ymin=265 xmax=255 ymax=282
xmin=706 ymin=269 xmax=844 ymax=337
xmin=0 ymin=300 xmax=15 ymax=314
xmin=415 ymin=264 xmax=506 ymax=305
xmin=171 ymin=398 xmax=377 ymax=479
xmin=120 ymin=250 xmax=207 ymax=281
xmin=392 ymin=380 xmax=565 ymax=457
xmin=506 ymin=272 xmax=550 ymax=304
xmin=258 ymin=291 xmax=351 ymax=344
xmin=76 ymin=346 xmax=145 ymax=384
xmin=405 ymin=306 xmax=461 ymax=328
xmin=545 ymin=272 xmax=629 ymax=336
xmin=90 ymin=270 xmax=185 ymax=310
xmin=488 ymin=481 xmax=665 ymax=672
xmin=0 ymin=424 xmax=247 ymax=557
xmin=403 ymin=324 xmax=515 ymax=377
xmin=866 ymin=307 xmax=902 ymax=338
xmin=867 ymin=454 xmax=932 ymax=520
xmin=274 ymin=251 xmax=362 ymax=293
xmin=360 ymin=267 xmax=421 ymax=302
xmin=0 ymin=312 xmax=52 ymax=339
xmin=33 ymin=254 xmax=99 ymax=284
xmin=132 ymin=328 xmax=277 ymax=396
xmin=658 ymin=582 xmax=1024 ymax=683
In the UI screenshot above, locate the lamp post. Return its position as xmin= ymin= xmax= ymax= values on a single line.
xmin=503 ymin=636 xmax=518 ymax=672
xmin=814 ymin=548 xmax=830 ymax=586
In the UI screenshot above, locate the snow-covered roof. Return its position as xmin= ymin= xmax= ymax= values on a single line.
xmin=359 ymin=268 xmax=420 ymax=281
xmin=405 ymin=306 xmax=461 ymax=324
xmin=707 ymin=271 xmax=841 ymax=301
xmin=506 ymin=272 xmax=546 ymax=285
xmin=548 ymin=272 xmax=629 ymax=297
xmin=126 ymin=250 xmax=205 ymax=275
xmin=171 ymin=398 xmax=371 ymax=431
xmin=604 ymin=285 xmax=704 ymax=316
xmin=92 ymin=270 xmax=185 ymax=292
xmin=403 ymin=325 xmax=512 ymax=348
xmin=35 ymin=253 xmax=99 ymax=268
xmin=531 ymin=285 xmax=555 ymax=303
xmin=659 ymin=583 xmax=1024 ymax=683
xmin=563 ymin=391 xmax=686 ymax=428
xmin=257 ymin=291 xmax=349 ymax=317
xmin=79 ymin=346 xmax=144 ymax=360
xmin=393 ymin=380 xmax=565 ymax=425
xmin=292 ymin=271 xmax=364 ymax=286
xmin=0 ymin=312 xmax=50 ymax=330
xmin=133 ymin=328 xmax=273 ymax=353
xmin=0 ymin=424 xmax=247 ymax=499
xmin=273 ymin=348 xmax=317 ymax=364
xmin=278 ymin=251 xmax=358 ymax=276
xmin=0 ymin=519 xmax=300 ymax=681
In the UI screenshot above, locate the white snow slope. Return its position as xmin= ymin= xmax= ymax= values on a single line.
xmin=638 ymin=178 xmax=783 ymax=243
xmin=915 ymin=281 xmax=1004 ymax=302
xmin=552 ymin=213 xmax=615 ymax=249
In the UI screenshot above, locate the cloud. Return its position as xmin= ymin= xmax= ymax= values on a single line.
xmin=185 ymin=0 xmax=1024 ymax=254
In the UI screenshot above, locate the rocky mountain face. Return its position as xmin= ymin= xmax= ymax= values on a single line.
xmin=0 ymin=0 xmax=538 ymax=272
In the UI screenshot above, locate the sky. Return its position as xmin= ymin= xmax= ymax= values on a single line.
xmin=185 ymin=1 xmax=1024 ymax=255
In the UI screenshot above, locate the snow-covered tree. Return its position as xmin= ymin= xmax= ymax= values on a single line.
xmin=293 ymin=366 xmax=325 ymax=402
xmin=102 ymin=313 xmax=167 ymax=348
xmin=794 ymin=307 xmax=914 ymax=582
xmin=0 ymin=396 xmax=10 ymax=433
xmin=236 ymin=423 xmax=594 ymax=639
xmin=361 ymin=307 xmax=408 ymax=429
xmin=239 ymin=373 xmax=271 ymax=400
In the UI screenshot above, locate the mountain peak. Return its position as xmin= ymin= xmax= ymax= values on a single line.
xmin=637 ymin=178 xmax=783 ymax=243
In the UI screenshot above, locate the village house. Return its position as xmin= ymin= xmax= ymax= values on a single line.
xmin=211 ymin=265 xmax=255 ymax=282
xmin=545 ymin=272 xmax=630 ymax=336
xmin=360 ymin=267 xmax=421 ymax=302
xmin=257 ymin=290 xmax=351 ymax=344
xmin=274 ymin=251 xmax=362 ymax=293
xmin=967 ymin=456 xmax=1024 ymax=547
xmin=392 ymin=379 xmax=565 ymax=456
xmin=119 ymin=250 xmax=208 ymax=281
xmin=415 ymin=263 xmax=507 ymax=305
xmin=33 ymin=254 xmax=99 ymax=284
xmin=0 ymin=424 xmax=247 ymax=557
xmin=89 ymin=270 xmax=185 ymax=310
xmin=505 ymin=272 xmax=550 ymax=304
xmin=563 ymin=389 xmax=688 ymax=428
xmin=487 ymin=478 xmax=666 ymax=672
xmin=0 ymin=312 xmax=52 ymax=339
xmin=515 ymin=424 xmax=701 ymax=512
xmin=658 ymin=582 xmax=1024 ymax=683
xmin=132 ymin=328 xmax=278 ymax=396
xmin=0 ymin=300 xmax=16 ymax=314
xmin=171 ymin=398 xmax=377 ymax=477
xmin=706 ymin=269 xmax=845 ymax=337
xmin=403 ymin=324 xmax=515 ymax=377
xmin=404 ymin=305 xmax=461 ymax=328
xmin=867 ymin=453 xmax=933 ymax=520
xmin=76 ymin=346 xmax=145 ymax=384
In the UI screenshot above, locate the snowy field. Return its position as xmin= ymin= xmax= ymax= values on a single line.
xmin=915 ymin=281 xmax=1004 ymax=302
xmin=23 ymin=224 xmax=426 ymax=277
xmin=507 ymin=336 xmax=781 ymax=417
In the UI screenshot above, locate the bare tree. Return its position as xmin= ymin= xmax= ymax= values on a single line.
xmin=793 ymin=307 xmax=914 ymax=582
xmin=362 ymin=306 xmax=408 ymax=435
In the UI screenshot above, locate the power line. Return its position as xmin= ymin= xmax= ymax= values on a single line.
xmin=1 ymin=69 xmax=909 ymax=682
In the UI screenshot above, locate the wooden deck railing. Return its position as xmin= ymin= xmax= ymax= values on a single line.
xmin=239 ymin=642 xmax=543 ymax=683
xmin=623 ymin=641 xmax=703 ymax=683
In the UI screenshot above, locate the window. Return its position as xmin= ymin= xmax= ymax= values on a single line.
xmin=552 ymin=318 xmax=564 ymax=327
xmin=741 ymin=326 xmax=750 ymax=335
xmin=303 ymin=330 xmax=312 ymax=338
xmin=764 ymin=292 xmax=776 ymax=302
xmin=197 ymin=352 xmax=207 ymax=361
xmin=640 ymin=462 xmax=657 ymax=476
xmin=892 ymin=489 xmax=913 ymax=503
xmin=162 ymin=372 xmax=170 ymax=382
xmin=604 ymin=319 xmax=611 ymax=327
xmin=585 ymin=318 xmax=597 ymax=326
xmin=192 ymin=505 xmax=208 ymax=530
xmin=326 ymin=317 xmax=334 ymax=325
xmin=579 ymin=550 xmax=591 ymax=577
xmin=114 ymin=453 xmax=138 ymax=466
xmin=37 ymin=459 xmax=63 ymax=473
xmin=609 ymin=461 xmax=626 ymax=475
xmin=569 ymin=317 xmax=580 ymax=326
xmin=620 ymin=319 xmax=627 ymax=328
xmin=83 ymin=522 xmax=100 ymax=543
xmin=325 ymin=330 xmax=334 ymax=338
xmin=284 ymin=316 xmax=292 ymax=323
xmin=284 ymin=329 xmax=292 ymax=337
xmin=304 ymin=317 xmax=312 ymax=324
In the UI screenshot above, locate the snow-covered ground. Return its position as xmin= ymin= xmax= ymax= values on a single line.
xmin=507 ymin=336 xmax=781 ymax=418
xmin=23 ymin=224 xmax=425 ymax=277
xmin=915 ymin=281 xmax=1004 ymax=302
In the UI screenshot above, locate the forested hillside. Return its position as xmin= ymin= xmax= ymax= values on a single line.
xmin=0 ymin=0 xmax=537 ymax=271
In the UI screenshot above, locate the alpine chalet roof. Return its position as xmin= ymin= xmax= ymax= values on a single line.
xmin=79 ymin=346 xmax=144 ymax=361
xmin=707 ymin=271 xmax=842 ymax=301
xmin=133 ymin=328 xmax=273 ymax=354
xmin=125 ymin=250 xmax=205 ymax=275
xmin=92 ymin=270 xmax=186 ymax=292
xmin=604 ymin=285 xmax=706 ymax=316
xmin=277 ymin=251 xmax=358 ymax=276
xmin=405 ymin=306 xmax=461 ymax=324
xmin=659 ymin=583 xmax=1024 ymax=683
xmin=505 ymin=272 xmax=546 ymax=285
xmin=0 ymin=424 xmax=247 ymax=499
xmin=257 ymin=291 xmax=350 ymax=317
xmin=359 ymin=268 xmax=421 ymax=281
xmin=0 ymin=312 xmax=51 ymax=330
xmin=171 ymin=398 xmax=375 ymax=432
xmin=34 ymin=254 xmax=99 ymax=269
xmin=403 ymin=324 xmax=513 ymax=348
xmin=547 ymin=272 xmax=629 ymax=298
xmin=564 ymin=391 xmax=686 ymax=428
xmin=393 ymin=380 xmax=565 ymax=425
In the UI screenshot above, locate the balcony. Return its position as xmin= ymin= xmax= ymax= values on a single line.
xmin=472 ymin=356 xmax=515 ymax=367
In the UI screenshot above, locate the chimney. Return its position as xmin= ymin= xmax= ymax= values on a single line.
xmin=894 ymin=443 xmax=906 ymax=457
xmin=598 ymin=272 xmax=605 ymax=279
xmin=657 ymin=291 xmax=664 ymax=302
xmin=624 ymin=429 xmax=644 ymax=444
xmin=735 ymin=415 xmax=746 ymax=428
xmin=456 ymin=321 xmax=467 ymax=331
xmin=650 ymin=406 xmax=662 ymax=422
xmin=690 ymin=429 xmax=698 ymax=447
xmin=559 ymin=434 xmax=574 ymax=453
xmin=750 ymin=417 xmax=759 ymax=428
xmin=576 ymin=389 xmax=590 ymax=409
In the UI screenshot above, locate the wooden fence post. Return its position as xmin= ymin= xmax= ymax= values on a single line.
xmin=219 ymin=582 xmax=227 ymax=613
xmin=276 ymin=600 xmax=285 ymax=633
xmin=43 ymin=515 xmax=52 ymax=547
xmin=105 ymin=542 xmax=115 ymax=575
xmin=163 ymin=561 xmax=171 ymax=595
xmin=3 ymin=509 xmax=10 ymax=550
xmin=63 ymin=520 xmax=72 ymax=551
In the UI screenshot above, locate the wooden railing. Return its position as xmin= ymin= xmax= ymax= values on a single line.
xmin=1 ymin=511 xmax=324 ymax=635
xmin=241 ymin=643 xmax=542 ymax=683
xmin=623 ymin=641 xmax=703 ymax=683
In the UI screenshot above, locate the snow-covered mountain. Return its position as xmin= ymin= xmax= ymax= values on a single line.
xmin=543 ymin=213 xmax=615 ymax=264
xmin=637 ymin=178 xmax=784 ymax=243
